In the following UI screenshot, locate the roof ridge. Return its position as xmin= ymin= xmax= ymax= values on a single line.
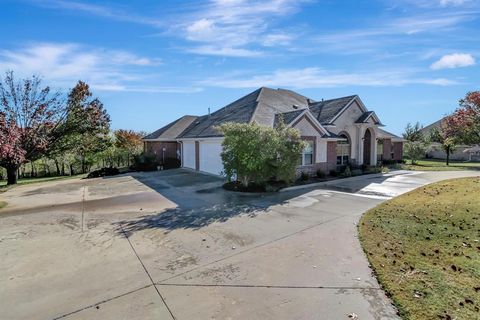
xmin=247 ymin=87 xmax=266 ymax=124
xmin=276 ymin=108 xmax=308 ymax=115
xmin=312 ymin=94 xmax=357 ymax=104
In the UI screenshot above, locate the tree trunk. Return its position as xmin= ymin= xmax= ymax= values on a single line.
xmin=7 ymin=165 xmax=19 ymax=185
xmin=446 ymin=147 xmax=450 ymax=166
xmin=70 ymin=164 xmax=75 ymax=176
xmin=44 ymin=158 xmax=50 ymax=176
xmin=81 ymin=157 xmax=86 ymax=174
xmin=54 ymin=159 xmax=60 ymax=176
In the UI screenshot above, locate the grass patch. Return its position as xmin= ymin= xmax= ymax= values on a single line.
xmin=0 ymin=174 xmax=85 ymax=191
xmin=400 ymin=159 xmax=480 ymax=171
xmin=359 ymin=177 xmax=480 ymax=319
xmin=0 ymin=201 xmax=6 ymax=209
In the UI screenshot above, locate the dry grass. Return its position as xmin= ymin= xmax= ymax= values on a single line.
xmin=359 ymin=177 xmax=480 ymax=319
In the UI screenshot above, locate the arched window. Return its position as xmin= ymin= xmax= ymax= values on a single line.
xmin=336 ymin=134 xmax=350 ymax=165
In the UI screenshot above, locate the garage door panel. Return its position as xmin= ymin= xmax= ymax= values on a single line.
xmin=183 ymin=142 xmax=195 ymax=169
xmin=199 ymin=142 xmax=223 ymax=176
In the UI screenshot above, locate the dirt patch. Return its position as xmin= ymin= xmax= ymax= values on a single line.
xmin=166 ymin=255 xmax=198 ymax=272
xmin=57 ymin=217 xmax=79 ymax=230
xmin=220 ymin=230 xmax=254 ymax=247
xmin=198 ymin=264 xmax=241 ymax=282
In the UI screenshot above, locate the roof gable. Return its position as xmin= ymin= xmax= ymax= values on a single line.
xmin=180 ymin=87 xmax=311 ymax=138
xmin=355 ymin=111 xmax=383 ymax=125
xmin=419 ymin=117 xmax=447 ymax=136
xmin=289 ymin=110 xmax=330 ymax=137
xmin=308 ymin=95 xmax=357 ymax=124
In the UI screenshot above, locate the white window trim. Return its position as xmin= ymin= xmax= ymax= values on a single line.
xmin=299 ymin=140 xmax=314 ymax=166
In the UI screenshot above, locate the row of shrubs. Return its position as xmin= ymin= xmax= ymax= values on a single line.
xmin=299 ymin=163 xmax=393 ymax=182
xmin=132 ymin=153 xmax=181 ymax=171
xmin=86 ymin=153 xmax=181 ymax=179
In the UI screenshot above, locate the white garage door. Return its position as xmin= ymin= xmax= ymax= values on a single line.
xmin=182 ymin=142 xmax=195 ymax=169
xmin=199 ymin=141 xmax=223 ymax=175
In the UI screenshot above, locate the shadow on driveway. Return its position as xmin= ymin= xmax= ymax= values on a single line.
xmin=112 ymin=169 xmax=402 ymax=236
xmin=113 ymin=169 xmax=325 ymax=236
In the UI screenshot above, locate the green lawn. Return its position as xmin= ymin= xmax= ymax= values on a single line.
xmin=400 ymin=159 xmax=480 ymax=171
xmin=0 ymin=174 xmax=85 ymax=191
xmin=359 ymin=177 xmax=480 ymax=320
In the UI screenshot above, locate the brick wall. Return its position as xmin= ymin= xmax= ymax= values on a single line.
xmin=296 ymin=162 xmax=329 ymax=177
xmin=383 ymin=139 xmax=392 ymax=160
xmin=393 ymin=142 xmax=403 ymax=161
xmin=144 ymin=141 xmax=179 ymax=163
xmin=327 ymin=141 xmax=337 ymax=171
xmin=296 ymin=141 xmax=337 ymax=177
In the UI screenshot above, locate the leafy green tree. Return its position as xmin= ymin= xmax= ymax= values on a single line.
xmin=429 ymin=127 xmax=457 ymax=166
xmin=403 ymin=122 xmax=427 ymax=165
xmin=272 ymin=120 xmax=307 ymax=183
xmin=403 ymin=122 xmax=424 ymax=142
xmin=217 ymin=121 xmax=305 ymax=187
xmin=404 ymin=141 xmax=427 ymax=165
xmin=47 ymin=81 xmax=111 ymax=174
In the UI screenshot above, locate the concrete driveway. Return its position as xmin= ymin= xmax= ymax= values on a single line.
xmin=1 ymin=169 xmax=479 ymax=320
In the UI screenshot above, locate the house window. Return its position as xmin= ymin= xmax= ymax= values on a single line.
xmin=336 ymin=134 xmax=350 ymax=165
xmin=299 ymin=140 xmax=314 ymax=166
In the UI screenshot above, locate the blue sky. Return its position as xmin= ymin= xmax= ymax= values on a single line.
xmin=1 ymin=0 xmax=479 ymax=135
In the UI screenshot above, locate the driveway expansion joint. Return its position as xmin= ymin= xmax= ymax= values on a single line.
xmin=119 ymin=224 xmax=176 ymax=320
xmin=156 ymin=283 xmax=382 ymax=290
xmin=156 ymin=213 xmax=352 ymax=284
xmin=51 ymin=284 xmax=154 ymax=320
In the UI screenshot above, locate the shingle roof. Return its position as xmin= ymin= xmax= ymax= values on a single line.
xmin=273 ymin=109 xmax=307 ymax=127
xmin=355 ymin=111 xmax=374 ymax=123
xmin=147 ymin=89 xmax=375 ymax=140
xmin=308 ymin=95 xmax=357 ymax=124
xmin=143 ymin=115 xmax=197 ymax=140
xmin=252 ymin=87 xmax=310 ymax=126
xmin=419 ymin=117 xmax=446 ymax=136
xmin=377 ymin=128 xmax=404 ymax=141
xmin=178 ymin=87 xmax=310 ymax=138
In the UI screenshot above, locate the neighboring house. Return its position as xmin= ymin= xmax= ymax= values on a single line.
xmin=143 ymin=87 xmax=403 ymax=176
xmin=420 ymin=117 xmax=479 ymax=161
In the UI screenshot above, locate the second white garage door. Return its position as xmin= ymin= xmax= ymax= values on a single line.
xmin=199 ymin=141 xmax=223 ymax=175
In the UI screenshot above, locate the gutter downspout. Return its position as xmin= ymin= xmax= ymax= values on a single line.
xmin=178 ymin=141 xmax=184 ymax=168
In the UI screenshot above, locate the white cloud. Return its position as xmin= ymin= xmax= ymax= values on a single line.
xmin=430 ymin=53 xmax=475 ymax=69
xmin=0 ymin=43 xmax=199 ymax=93
xmin=440 ymin=0 xmax=470 ymax=6
xmin=262 ymin=33 xmax=294 ymax=46
xmin=200 ymin=67 xmax=457 ymax=88
xmin=394 ymin=0 xmax=473 ymax=8
xmin=187 ymin=46 xmax=263 ymax=57
xmin=32 ymin=0 xmax=163 ymax=27
xmin=311 ymin=11 xmax=476 ymax=56
xmin=175 ymin=0 xmax=307 ymax=56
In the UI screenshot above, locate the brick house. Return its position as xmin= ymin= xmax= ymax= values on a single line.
xmin=143 ymin=87 xmax=404 ymax=176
